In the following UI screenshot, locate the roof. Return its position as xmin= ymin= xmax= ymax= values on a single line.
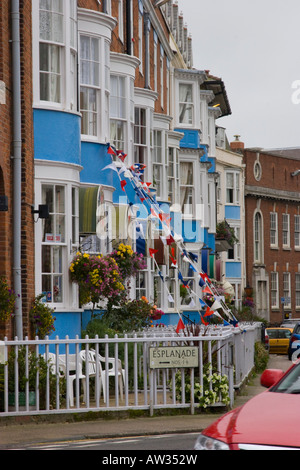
xmin=201 ymin=74 xmax=232 ymax=118
xmin=246 ymin=147 xmax=300 ymax=161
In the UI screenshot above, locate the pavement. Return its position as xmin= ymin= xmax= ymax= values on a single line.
xmin=0 ymin=354 xmax=290 ymax=449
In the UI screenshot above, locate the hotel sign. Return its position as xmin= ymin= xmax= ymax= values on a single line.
xmin=149 ymin=346 xmax=199 ymax=369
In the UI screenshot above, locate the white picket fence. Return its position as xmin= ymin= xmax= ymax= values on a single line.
xmin=0 ymin=323 xmax=262 ymax=417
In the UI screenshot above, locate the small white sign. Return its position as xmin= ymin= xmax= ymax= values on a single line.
xmin=149 ymin=346 xmax=199 ymax=369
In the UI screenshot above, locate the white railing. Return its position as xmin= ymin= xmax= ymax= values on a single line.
xmin=0 ymin=324 xmax=262 ymax=417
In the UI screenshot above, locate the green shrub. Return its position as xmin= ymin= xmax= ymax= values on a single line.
xmin=254 ymin=341 xmax=269 ymax=373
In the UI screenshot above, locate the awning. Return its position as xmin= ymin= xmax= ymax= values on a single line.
xmin=79 ymin=186 xmax=99 ymax=234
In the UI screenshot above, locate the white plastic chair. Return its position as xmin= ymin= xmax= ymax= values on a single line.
xmin=79 ymin=350 xmax=105 ymax=403
xmin=57 ymin=354 xmax=86 ymax=407
xmin=97 ymin=352 xmax=125 ymax=401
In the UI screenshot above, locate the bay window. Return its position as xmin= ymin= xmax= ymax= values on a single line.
xmin=80 ymin=35 xmax=101 ymax=136
xmin=41 ymin=185 xmax=66 ymax=304
xmin=110 ymin=75 xmax=126 ymax=151
xmin=168 ymin=147 xmax=179 ymax=205
xmin=134 ymin=108 xmax=147 ymax=165
xmin=179 ymin=83 xmax=193 ymax=125
xmin=153 ymin=130 xmax=163 ymax=198
xmin=180 ymin=162 xmax=194 ymax=216
xmin=36 ymin=0 xmax=78 ymax=108
xmin=39 ymin=0 xmax=64 ymax=103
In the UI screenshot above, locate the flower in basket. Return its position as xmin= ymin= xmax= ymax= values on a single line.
xmin=150 ymin=305 xmax=165 ymax=321
xmin=70 ymin=252 xmax=125 ymax=306
xmin=111 ymin=244 xmax=146 ymax=279
xmin=0 ymin=277 xmax=18 ymax=323
xmin=30 ymin=294 xmax=56 ymax=339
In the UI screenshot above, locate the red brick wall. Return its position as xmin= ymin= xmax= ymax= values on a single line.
xmin=0 ymin=1 xmax=35 ymax=339
xmin=244 ymin=149 xmax=300 ymax=323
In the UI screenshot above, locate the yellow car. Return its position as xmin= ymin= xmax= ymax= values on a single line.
xmin=266 ymin=327 xmax=293 ymax=355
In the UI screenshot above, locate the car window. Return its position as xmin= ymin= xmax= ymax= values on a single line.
xmin=267 ymin=329 xmax=278 ymax=339
xmin=273 ymin=363 xmax=300 ymax=394
xmin=295 ymin=325 xmax=300 ymax=334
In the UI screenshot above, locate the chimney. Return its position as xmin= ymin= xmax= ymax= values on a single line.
xmin=230 ymin=135 xmax=245 ymax=153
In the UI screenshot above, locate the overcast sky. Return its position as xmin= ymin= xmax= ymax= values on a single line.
xmin=177 ymin=0 xmax=300 ymax=149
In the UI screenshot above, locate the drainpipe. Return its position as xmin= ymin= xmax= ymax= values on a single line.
xmin=144 ymin=12 xmax=150 ymax=89
xmin=11 ymin=0 xmax=23 ymax=339
xmin=126 ymin=0 xmax=132 ymax=55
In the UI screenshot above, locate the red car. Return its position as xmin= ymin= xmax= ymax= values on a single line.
xmin=194 ymin=363 xmax=300 ymax=450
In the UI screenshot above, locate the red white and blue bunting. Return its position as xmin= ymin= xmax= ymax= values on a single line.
xmin=103 ymin=145 xmax=238 ymax=331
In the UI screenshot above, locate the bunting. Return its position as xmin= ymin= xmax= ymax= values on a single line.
xmin=102 ymin=150 xmax=239 ymax=331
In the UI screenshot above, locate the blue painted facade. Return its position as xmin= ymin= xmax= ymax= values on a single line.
xmin=34 ymin=109 xmax=81 ymax=165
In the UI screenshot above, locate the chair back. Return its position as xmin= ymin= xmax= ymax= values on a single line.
xmin=80 ymin=350 xmax=102 ymax=376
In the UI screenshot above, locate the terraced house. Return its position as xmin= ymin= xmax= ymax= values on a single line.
xmin=0 ymin=0 xmax=233 ymax=340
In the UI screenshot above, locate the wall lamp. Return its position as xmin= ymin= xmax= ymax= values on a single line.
xmin=291 ymin=170 xmax=300 ymax=177
xmin=31 ymin=204 xmax=50 ymax=220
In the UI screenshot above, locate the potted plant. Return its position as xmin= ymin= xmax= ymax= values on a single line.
xmin=216 ymin=220 xmax=238 ymax=250
xmin=5 ymin=346 xmax=65 ymax=410
xmin=30 ymin=294 xmax=56 ymax=339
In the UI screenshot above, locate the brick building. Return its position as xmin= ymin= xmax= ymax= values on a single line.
xmin=0 ymin=1 xmax=35 ymax=339
xmin=243 ymin=146 xmax=300 ymax=324
xmin=0 ymin=0 xmax=233 ymax=339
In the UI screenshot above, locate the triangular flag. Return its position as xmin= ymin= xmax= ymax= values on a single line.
xmin=200 ymin=315 xmax=209 ymax=326
xmin=199 ymin=298 xmax=207 ymax=309
xmin=107 ymin=145 xmax=117 ymax=155
xmin=117 ymin=151 xmax=127 ymax=162
xmin=176 ymin=318 xmax=185 ymax=334
xmin=149 ymin=248 xmax=158 ymax=258
xmin=168 ymin=294 xmax=174 ymax=303
xmin=120 ymin=180 xmax=127 ymax=191
xmin=202 ymin=285 xmax=213 ymax=294
xmin=189 ymin=298 xmax=196 ymax=308
xmin=102 ymin=163 xmax=119 ymax=172
xmin=166 ymin=235 xmax=175 ymax=246
xmin=200 ymin=272 xmax=211 ymax=283
xmin=204 ymin=307 xmax=214 ymax=318
xmin=211 ymin=300 xmax=222 ymax=311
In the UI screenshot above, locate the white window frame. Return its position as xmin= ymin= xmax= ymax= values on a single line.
xmin=180 ymin=161 xmax=195 ymax=217
xmin=295 ymin=215 xmax=300 ymax=249
xmin=227 ymin=225 xmax=241 ymax=261
xmin=226 ymin=170 xmax=240 ymax=205
xmin=134 ymin=107 xmax=147 ymax=165
xmin=283 ymin=272 xmax=291 ymax=309
xmin=118 ymin=0 xmax=124 ymax=43
xmin=270 ymin=212 xmax=278 ymax=247
xmin=153 ymin=130 xmax=165 ymax=199
xmin=282 ymin=213 xmax=290 ymax=248
xmin=271 ymin=272 xmax=279 ymax=309
xmin=79 ymin=35 xmax=101 ymax=138
xmin=254 ymin=211 xmax=263 ymax=264
xmin=168 ymin=147 xmax=179 ymax=206
xmin=296 ymin=273 xmax=300 ymax=308
xmin=33 ymin=0 xmax=78 ymax=110
xmin=110 ymin=74 xmax=127 ymax=152
xmin=178 ymin=82 xmax=194 ymax=127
